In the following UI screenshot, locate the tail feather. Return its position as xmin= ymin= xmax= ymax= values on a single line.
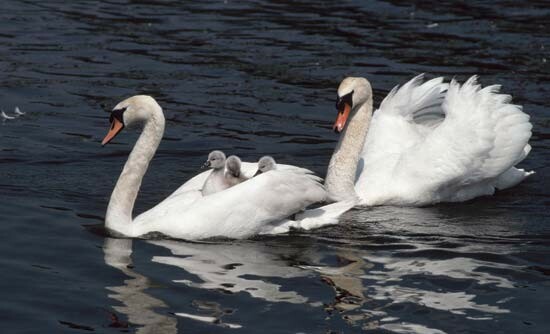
xmin=495 ymin=167 xmax=534 ymax=190
xmin=295 ymin=200 xmax=355 ymax=230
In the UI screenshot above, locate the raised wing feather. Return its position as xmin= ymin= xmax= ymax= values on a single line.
xmin=357 ymin=75 xmax=448 ymax=184
xmin=379 ymin=74 xmax=448 ymax=125
xmin=392 ymin=76 xmax=532 ymax=200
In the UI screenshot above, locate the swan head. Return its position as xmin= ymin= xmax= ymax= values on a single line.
xmin=254 ymin=156 xmax=276 ymax=176
xmin=203 ymin=150 xmax=226 ymax=169
xmin=225 ymin=155 xmax=242 ymax=177
xmin=102 ymin=95 xmax=162 ymax=145
xmin=334 ymin=77 xmax=372 ymax=133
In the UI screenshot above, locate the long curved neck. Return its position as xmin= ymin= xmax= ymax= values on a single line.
xmin=325 ymin=97 xmax=372 ymax=201
xmin=105 ymin=114 xmax=165 ymax=235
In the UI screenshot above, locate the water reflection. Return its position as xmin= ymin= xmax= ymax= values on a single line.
xmin=149 ymin=239 xmax=312 ymax=305
xmin=104 ymin=230 xmax=524 ymax=333
xmin=103 ymin=238 xmax=320 ymax=331
xmin=103 ymin=238 xmax=178 ymax=333
xmin=302 ymin=251 xmax=370 ymax=313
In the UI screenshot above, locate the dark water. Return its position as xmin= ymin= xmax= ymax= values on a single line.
xmin=1 ymin=1 xmax=549 ymax=333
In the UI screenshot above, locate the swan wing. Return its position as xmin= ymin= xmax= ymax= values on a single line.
xmin=133 ymin=168 xmax=326 ymax=239
xmin=378 ymin=74 xmax=448 ymax=126
xmin=169 ymin=169 xmax=213 ymax=195
xmin=389 ymin=76 xmax=532 ymax=204
xmin=357 ymin=75 xmax=448 ymax=182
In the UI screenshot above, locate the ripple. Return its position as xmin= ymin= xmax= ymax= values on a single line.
xmin=1 ymin=0 xmax=549 ymax=333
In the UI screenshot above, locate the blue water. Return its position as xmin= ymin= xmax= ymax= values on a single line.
xmin=1 ymin=1 xmax=549 ymax=333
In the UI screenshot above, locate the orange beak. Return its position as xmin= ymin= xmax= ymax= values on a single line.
xmin=333 ymin=103 xmax=351 ymax=133
xmin=102 ymin=118 xmax=124 ymax=146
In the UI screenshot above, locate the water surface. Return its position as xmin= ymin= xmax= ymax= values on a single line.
xmin=1 ymin=1 xmax=549 ymax=333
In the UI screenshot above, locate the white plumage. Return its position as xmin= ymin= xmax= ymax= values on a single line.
xmin=327 ymin=75 xmax=533 ymax=206
xmin=169 ymin=162 xmax=311 ymax=197
xmin=102 ymin=95 xmax=348 ymax=240
xmin=132 ymin=168 xmax=326 ymax=239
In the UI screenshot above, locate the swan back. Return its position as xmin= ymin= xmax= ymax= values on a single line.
xmin=134 ymin=168 xmax=327 ymax=239
xmin=170 ymin=161 xmax=312 ymax=198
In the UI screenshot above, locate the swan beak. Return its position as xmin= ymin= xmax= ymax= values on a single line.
xmin=102 ymin=118 xmax=124 ymax=146
xmin=201 ymin=161 xmax=211 ymax=169
xmin=254 ymin=169 xmax=263 ymax=177
xmin=333 ymin=103 xmax=351 ymax=133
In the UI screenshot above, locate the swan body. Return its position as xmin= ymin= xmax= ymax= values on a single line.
xmin=102 ymin=96 xmax=329 ymax=239
xmin=326 ymin=75 xmax=533 ymax=206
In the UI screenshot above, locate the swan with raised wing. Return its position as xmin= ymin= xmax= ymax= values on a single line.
xmin=325 ymin=74 xmax=533 ymax=206
xmin=101 ymin=95 xmax=328 ymax=239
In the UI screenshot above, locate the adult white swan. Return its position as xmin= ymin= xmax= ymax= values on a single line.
xmin=101 ymin=95 xmax=342 ymax=240
xmin=325 ymin=75 xmax=533 ymax=206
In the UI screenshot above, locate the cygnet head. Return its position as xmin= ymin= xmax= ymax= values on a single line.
xmin=225 ymin=155 xmax=242 ymax=177
xmin=254 ymin=156 xmax=276 ymax=176
xmin=334 ymin=77 xmax=372 ymax=133
xmin=102 ymin=95 xmax=164 ymax=145
xmin=203 ymin=150 xmax=226 ymax=169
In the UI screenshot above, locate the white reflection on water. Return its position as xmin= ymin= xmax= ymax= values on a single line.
xmin=365 ymin=255 xmax=515 ymax=288
xmin=149 ymin=239 xmax=312 ymax=304
xmin=363 ymin=254 xmax=514 ymax=315
xmin=104 ymin=238 xmax=244 ymax=331
xmin=104 ymin=232 xmax=519 ymax=333
xmin=380 ymin=322 xmax=447 ymax=334
xmin=370 ymin=285 xmax=509 ymax=315
xmin=103 ymin=238 xmax=177 ymax=334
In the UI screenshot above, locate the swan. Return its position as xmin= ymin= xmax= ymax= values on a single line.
xmin=201 ymin=151 xmax=248 ymax=196
xmin=325 ymin=74 xmax=533 ymax=206
xmin=201 ymin=150 xmax=228 ymax=196
xmin=201 ymin=151 xmax=247 ymax=195
xmin=224 ymin=155 xmax=248 ymax=186
xmin=254 ymin=156 xmax=277 ymax=176
xmin=170 ymin=157 xmax=316 ymax=197
xmin=101 ymin=95 xmax=328 ymax=239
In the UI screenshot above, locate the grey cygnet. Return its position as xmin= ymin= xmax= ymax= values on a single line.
xmin=254 ymin=155 xmax=276 ymax=176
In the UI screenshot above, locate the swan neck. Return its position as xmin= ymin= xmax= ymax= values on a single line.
xmin=105 ymin=113 xmax=165 ymax=235
xmin=325 ymin=98 xmax=372 ymax=201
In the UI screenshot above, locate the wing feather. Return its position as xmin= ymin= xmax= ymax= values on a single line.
xmin=133 ymin=168 xmax=326 ymax=239
xmin=392 ymin=76 xmax=532 ymax=199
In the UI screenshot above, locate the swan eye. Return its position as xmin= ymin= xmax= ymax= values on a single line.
xmin=109 ymin=107 xmax=127 ymax=124
xmin=336 ymin=91 xmax=354 ymax=112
